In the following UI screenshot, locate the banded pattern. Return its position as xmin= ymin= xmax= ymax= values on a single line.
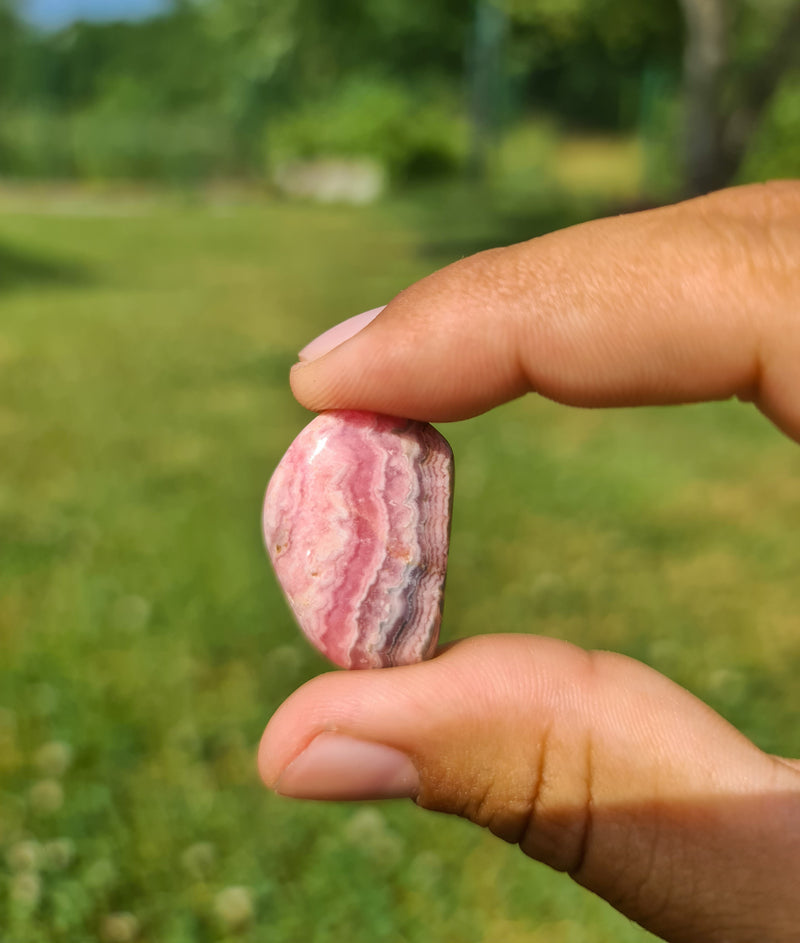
xmin=264 ymin=410 xmax=453 ymax=669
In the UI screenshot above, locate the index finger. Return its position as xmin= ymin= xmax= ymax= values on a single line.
xmin=290 ymin=182 xmax=800 ymax=441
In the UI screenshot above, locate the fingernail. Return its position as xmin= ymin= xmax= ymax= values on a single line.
xmin=298 ymin=307 xmax=384 ymax=363
xmin=274 ymin=733 xmax=419 ymax=800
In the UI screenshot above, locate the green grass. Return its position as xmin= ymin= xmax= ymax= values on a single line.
xmin=0 ymin=179 xmax=798 ymax=942
xmin=497 ymin=120 xmax=645 ymax=203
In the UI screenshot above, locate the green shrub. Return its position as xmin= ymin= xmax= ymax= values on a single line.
xmin=0 ymin=105 xmax=239 ymax=183
xmin=68 ymin=106 xmax=238 ymax=183
xmin=739 ymin=74 xmax=800 ymax=183
xmin=268 ymin=77 xmax=466 ymax=183
xmin=0 ymin=109 xmax=76 ymax=178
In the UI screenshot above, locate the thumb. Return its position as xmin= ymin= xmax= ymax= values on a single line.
xmin=290 ymin=182 xmax=800 ymax=439
xmin=259 ymin=635 xmax=800 ymax=943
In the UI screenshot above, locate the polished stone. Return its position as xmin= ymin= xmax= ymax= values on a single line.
xmin=263 ymin=410 xmax=453 ymax=669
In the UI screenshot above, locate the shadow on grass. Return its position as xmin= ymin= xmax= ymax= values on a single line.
xmin=406 ymin=182 xmax=661 ymax=261
xmin=0 ymin=240 xmax=89 ymax=293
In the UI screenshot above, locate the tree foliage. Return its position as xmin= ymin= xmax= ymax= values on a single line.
xmin=0 ymin=0 xmax=796 ymax=189
xmin=678 ymin=0 xmax=800 ymax=193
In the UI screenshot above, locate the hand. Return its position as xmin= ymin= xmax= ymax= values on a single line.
xmin=259 ymin=181 xmax=800 ymax=943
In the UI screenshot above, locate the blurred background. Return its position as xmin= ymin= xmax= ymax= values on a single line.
xmin=0 ymin=1 xmax=798 ymax=941
xmin=1 ymin=0 xmax=799 ymax=198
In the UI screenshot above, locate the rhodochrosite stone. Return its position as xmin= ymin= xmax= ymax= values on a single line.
xmin=263 ymin=410 xmax=453 ymax=669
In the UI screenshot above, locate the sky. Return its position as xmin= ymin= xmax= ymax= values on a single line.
xmin=22 ymin=0 xmax=170 ymax=30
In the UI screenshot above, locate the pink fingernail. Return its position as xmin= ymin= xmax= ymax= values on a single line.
xmin=298 ymin=307 xmax=385 ymax=363
xmin=274 ymin=733 xmax=419 ymax=801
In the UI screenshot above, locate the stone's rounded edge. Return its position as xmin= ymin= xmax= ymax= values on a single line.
xmin=262 ymin=409 xmax=454 ymax=671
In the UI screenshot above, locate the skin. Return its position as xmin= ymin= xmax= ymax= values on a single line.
xmin=260 ymin=181 xmax=800 ymax=943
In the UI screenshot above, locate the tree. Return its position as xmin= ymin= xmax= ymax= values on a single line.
xmin=0 ymin=0 xmax=26 ymax=106
xmin=504 ymin=0 xmax=682 ymax=129
xmin=678 ymin=0 xmax=800 ymax=195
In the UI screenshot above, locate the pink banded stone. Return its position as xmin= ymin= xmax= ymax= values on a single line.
xmin=263 ymin=410 xmax=453 ymax=669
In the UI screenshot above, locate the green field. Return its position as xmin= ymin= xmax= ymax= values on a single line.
xmin=1 ymin=180 xmax=798 ymax=943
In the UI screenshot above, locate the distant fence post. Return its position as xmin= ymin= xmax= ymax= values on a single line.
xmin=467 ymin=0 xmax=508 ymax=180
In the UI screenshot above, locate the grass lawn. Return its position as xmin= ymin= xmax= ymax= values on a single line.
xmin=0 ymin=177 xmax=798 ymax=942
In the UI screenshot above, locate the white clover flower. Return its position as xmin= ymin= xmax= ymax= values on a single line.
xmin=42 ymin=837 xmax=76 ymax=871
xmin=10 ymin=872 xmax=41 ymax=909
xmin=342 ymin=807 xmax=404 ymax=866
xmin=6 ymin=839 xmax=42 ymax=872
xmin=100 ymin=911 xmax=140 ymax=943
xmin=34 ymin=740 xmax=73 ymax=778
xmin=213 ymin=885 xmax=254 ymax=930
xmin=28 ymin=778 xmax=64 ymax=814
xmin=181 ymin=841 xmax=216 ymax=880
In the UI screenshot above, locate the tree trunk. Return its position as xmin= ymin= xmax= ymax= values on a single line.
xmin=678 ymin=0 xmax=800 ymax=196
xmin=722 ymin=2 xmax=800 ymax=180
xmin=677 ymin=0 xmax=729 ymax=196
xmin=467 ymin=0 xmax=508 ymax=179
